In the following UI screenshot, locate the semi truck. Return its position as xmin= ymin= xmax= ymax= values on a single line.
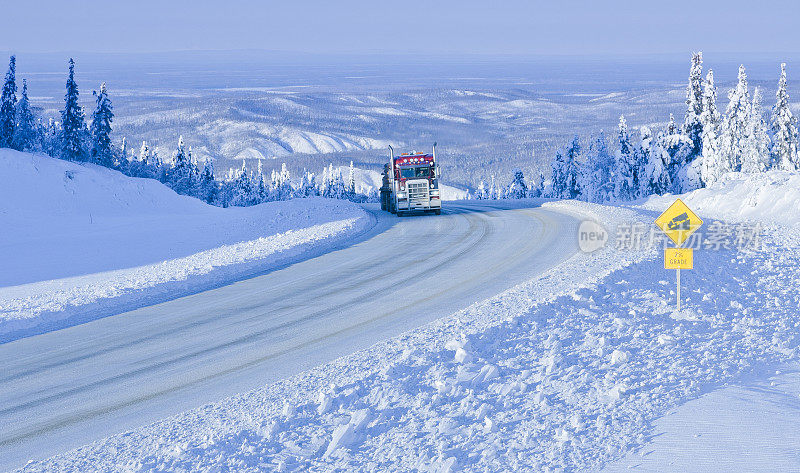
xmin=380 ymin=144 xmax=442 ymax=216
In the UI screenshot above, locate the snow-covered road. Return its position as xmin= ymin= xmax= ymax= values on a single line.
xmin=0 ymin=201 xmax=580 ymax=470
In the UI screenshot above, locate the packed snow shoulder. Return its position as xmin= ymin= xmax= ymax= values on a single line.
xmin=0 ymin=150 xmax=373 ymax=342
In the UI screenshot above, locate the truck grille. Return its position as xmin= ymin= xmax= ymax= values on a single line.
xmin=407 ymin=181 xmax=429 ymax=204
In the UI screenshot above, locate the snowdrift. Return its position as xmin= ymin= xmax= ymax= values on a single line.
xmin=0 ymin=150 xmax=373 ymax=341
xmin=643 ymin=170 xmax=800 ymax=231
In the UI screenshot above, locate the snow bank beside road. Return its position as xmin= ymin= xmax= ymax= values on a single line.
xmin=0 ymin=150 xmax=372 ymax=342
xmin=643 ymin=170 xmax=800 ymax=234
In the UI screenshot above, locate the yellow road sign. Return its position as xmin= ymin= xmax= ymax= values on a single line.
xmin=655 ymin=198 xmax=703 ymax=246
xmin=664 ymin=248 xmax=693 ymax=269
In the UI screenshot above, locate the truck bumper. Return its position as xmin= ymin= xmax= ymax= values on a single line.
xmin=398 ymin=199 xmax=441 ymax=211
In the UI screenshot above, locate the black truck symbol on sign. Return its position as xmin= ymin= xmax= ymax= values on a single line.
xmin=667 ymin=212 xmax=691 ymax=231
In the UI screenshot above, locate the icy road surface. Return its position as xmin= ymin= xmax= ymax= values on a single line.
xmin=0 ymin=201 xmax=580 ymax=470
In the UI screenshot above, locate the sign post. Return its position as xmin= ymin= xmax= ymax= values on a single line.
xmin=655 ymin=199 xmax=703 ymax=311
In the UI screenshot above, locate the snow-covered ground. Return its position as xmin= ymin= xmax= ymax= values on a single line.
xmin=600 ymin=367 xmax=800 ymax=473
xmin=597 ymin=172 xmax=800 ymax=472
xmin=9 ymin=160 xmax=800 ymax=471
xmin=0 ymin=150 xmax=374 ymax=342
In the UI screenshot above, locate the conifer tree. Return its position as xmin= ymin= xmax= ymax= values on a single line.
xmin=298 ymin=170 xmax=319 ymax=197
xmin=564 ymin=136 xmax=582 ymax=199
xmin=614 ymin=116 xmax=637 ymax=200
xmin=348 ymin=160 xmax=356 ymax=194
xmin=488 ymin=174 xmax=498 ymax=199
xmin=476 ymin=180 xmax=488 ymax=199
xmin=0 ymin=56 xmax=17 ymax=148
xmin=549 ymin=152 xmax=566 ymax=198
xmin=771 ymin=63 xmax=799 ymax=170
xmin=120 ymin=137 xmax=128 ymax=162
xmin=42 ymin=117 xmax=60 ymax=157
xmin=700 ymin=69 xmax=723 ymax=185
xmin=90 ymin=82 xmax=114 ymax=167
xmin=140 ymin=141 xmax=150 ymax=163
xmin=683 ymin=52 xmax=704 ymax=156
xmin=13 ymin=79 xmax=38 ymax=151
xmin=666 ymin=113 xmax=677 ymax=135
xmin=719 ymin=65 xmax=751 ymax=173
xmin=199 ymin=157 xmax=218 ymax=204
xmin=640 ymin=127 xmax=671 ymax=195
xmin=228 ymin=160 xmax=255 ymax=207
xmin=167 ymin=136 xmax=199 ymax=195
xmin=742 ymin=87 xmax=771 ymax=173
xmin=506 ymin=169 xmax=528 ymax=199
xmin=531 ymin=170 xmax=545 ymax=198
xmin=61 ymin=58 xmax=87 ymax=161
xmin=579 ymin=131 xmax=614 ymax=202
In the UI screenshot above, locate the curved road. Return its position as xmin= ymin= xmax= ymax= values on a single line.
xmin=0 ymin=201 xmax=580 ymax=470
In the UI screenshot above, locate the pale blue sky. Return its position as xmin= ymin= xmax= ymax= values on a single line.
xmin=3 ymin=0 xmax=800 ymax=56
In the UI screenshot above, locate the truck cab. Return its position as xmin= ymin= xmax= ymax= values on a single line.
xmin=381 ymin=145 xmax=442 ymax=216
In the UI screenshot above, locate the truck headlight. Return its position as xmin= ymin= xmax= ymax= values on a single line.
xmin=398 ymin=192 xmax=406 ymax=199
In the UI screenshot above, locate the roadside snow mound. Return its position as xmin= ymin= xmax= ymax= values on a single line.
xmin=642 ymin=170 xmax=800 ymax=231
xmin=0 ymin=150 xmax=372 ymax=341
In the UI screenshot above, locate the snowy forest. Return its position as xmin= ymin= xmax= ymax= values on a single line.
xmin=477 ymin=52 xmax=800 ymax=201
xmin=1 ymin=52 xmax=798 ymax=207
xmin=0 ymin=56 xmax=372 ymax=207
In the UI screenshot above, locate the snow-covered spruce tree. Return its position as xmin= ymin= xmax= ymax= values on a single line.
xmin=61 ymin=58 xmax=87 ymax=161
xmin=228 ymin=160 xmax=257 ymax=207
xmin=639 ymin=126 xmax=671 ymax=196
xmin=699 ymin=69 xmax=723 ymax=185
xmin=684 ymin=52 xmax=704 ymax=157
xmin=614 ymin=116 xmax=637 ymax=200
xmin=564 ymin=136 xmax=582 ymax=199
xmin=298 ymin=170 xmax=319 ymax=197
xmin=120 ymin=137 xmax=128 ymax=163
xmin=505 ymin=169 xmax=528 ymax=199
xmin=151 ymin=148 xmax=166 ymax=182
xmin=742 ymin=87 xmax=772 ymax=173
xmin=324 ymin=164 xmax=347 ymax=199
xmin=12 ymin=79 xmax=39 ymax=151
xmin=488 ymin=174 xmax=498 ymax=200
xmin=257 ymin=171 xmax=269 ymax=203
xmin=127 ymin=140 xmax=149 ymax=178
xmin=662 ymin=113 xmax=694 ymax=192
xmin=166 ymin=136 xmax=200 ymax=196
xmin=139 ymin=141 xmax=150 ymax=163
xmin=475 ymin=180 xmax=488 ymax=199
xmin=199 ymin=157 xmax=218 ymax=204
xmin=255 ymin=158 xmax=268 ymax=202
xmin=42 ymin=118 xmax=61 ymax=157
xmin=771 ymin=63 xmax=800 ymax=170
xmin=271 ymin=163 xmax=293 ymax=201
xmin=90 ymin=82 xmax=114 ymax=167
xmin=719 ymin=65 xmax=751 ymax=174
xmin=580 ymin=131 xmax=614 ymax=203
xmin=318 ymin=165 xmax=330 ymax=197
xmin=348 ymin=160 xmax=356 ymax=195
xmin=549 ymin=152 xmax=567 ymax=199
xmin=0 ymin=56 xmax=17 ymax=149
xmin=532 ymin=170 xmax=545 ymax=198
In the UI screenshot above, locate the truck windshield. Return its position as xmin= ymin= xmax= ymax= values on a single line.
xmin=400 ymin=166 xmax=431 ymax=178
